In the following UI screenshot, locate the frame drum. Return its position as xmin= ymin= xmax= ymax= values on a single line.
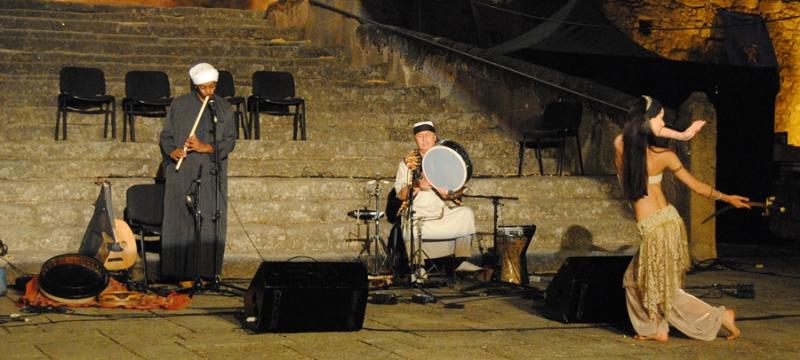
xmin=39 ymin=253 xmax=109 ymax=304
xmin=421 ymin=140 xmax=472 ymax=191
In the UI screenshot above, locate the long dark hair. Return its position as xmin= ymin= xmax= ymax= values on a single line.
xmin=621 ymin=96 xmax=662 ymax=201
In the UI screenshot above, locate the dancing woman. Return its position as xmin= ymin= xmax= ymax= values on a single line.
xmin=614 ymin=95 xmax=748 ymax=342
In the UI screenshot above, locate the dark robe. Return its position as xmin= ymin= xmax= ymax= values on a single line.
xmin=159 ymin=92 xmax=236 ymax=280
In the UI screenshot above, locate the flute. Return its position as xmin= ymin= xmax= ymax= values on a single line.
xmin=175 ymin=95 xmax=210 ymax=171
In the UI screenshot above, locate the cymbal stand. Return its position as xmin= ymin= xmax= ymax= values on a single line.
xmin=366 ymin=180 xmax=390 ymax=275
xmin=409 ymin=209 xmax=444 ymax=284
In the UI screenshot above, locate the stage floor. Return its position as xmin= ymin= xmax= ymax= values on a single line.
xmin=2 ymin=247 xmax=800 ymax=359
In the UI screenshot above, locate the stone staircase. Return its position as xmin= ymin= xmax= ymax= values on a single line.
xmin=0 ymin=0 xmax=638 ymax=276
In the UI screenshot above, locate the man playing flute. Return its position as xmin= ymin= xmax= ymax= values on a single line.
xmin=159 ymin=63 xmax=237 ymax=284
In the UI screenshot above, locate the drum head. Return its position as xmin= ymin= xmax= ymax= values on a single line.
xmin=39 ymin=254 xmax=109 ymax=302
xmin=422 ymin=145 xmax=467 ymax=191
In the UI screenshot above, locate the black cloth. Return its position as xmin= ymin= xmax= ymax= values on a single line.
xmin=159 ymin=93 xmax=236 ymax=280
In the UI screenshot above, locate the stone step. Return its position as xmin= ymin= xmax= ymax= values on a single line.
xmin=0 ymin=30 xmax=334 ymax=59
xmin=0 ymin=6 xmax=267 ymax=25
xmin=0 ymin=14 xmax=302 ymax=40
xmin=1 ymin=79 xmax=442 ymax=109
xmin=0 ymin=177 xmax=622 ymax=204
xmin=0 ymin=60 xmax=377 ymax=87
xmin=1 ymin=73 xmax=398 ymax=94
xmin=0 ymin=44 xmax=338 ymax=65
xmin=0 ymin=75 xmax=396 ymax=102
xmin=0 ymin=194 xmax=629 ymax=229
xmin=0 ymin=140 xmax=524 ymax=179
xmin=0 ymin=120 xmax=510 ymax=143
xmin=0 ymin=177 xmax=636 ymax=257
xmin=2 ymin=93 xmax=446 ymax=115
xmin=0 ymin=0 xmax=267 ymax=22
xmin=1 ymin=107 xmax=498 ymax=130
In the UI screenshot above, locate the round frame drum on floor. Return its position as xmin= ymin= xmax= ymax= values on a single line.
xmin=38 ymin=253 xmax=109 ymax=304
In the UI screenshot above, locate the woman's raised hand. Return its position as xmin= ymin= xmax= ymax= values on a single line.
xmin=680 ymin=120 xmax=707 ymax=140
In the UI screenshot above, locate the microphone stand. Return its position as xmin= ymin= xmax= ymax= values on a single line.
xmin=407 ymin=167 xmax=419 ymax=282
xmin=187 ymin=164 xmax=204 ymax=290
xmin=462 ymin=194 xmax=518 ymax=280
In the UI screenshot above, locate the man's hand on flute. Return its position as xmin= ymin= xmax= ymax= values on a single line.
xmin=184 ymin=135 xmax=214 ymax=154
xmin=169 ymin=147 xmax=186 ymax=161
xmin=170 ymin=136 xmax=214 ymax=161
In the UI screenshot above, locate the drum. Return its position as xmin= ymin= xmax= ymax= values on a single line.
xmin=421 ymin=140 xmax=472 ymax=191
xmin=495 ymin=225 xmax=536 ymax=285
xmin=38 ymin=253 xmax=109 ymax=304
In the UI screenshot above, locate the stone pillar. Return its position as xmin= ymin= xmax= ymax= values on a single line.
xmin=677 ymin=92 xmax=718 ymax=262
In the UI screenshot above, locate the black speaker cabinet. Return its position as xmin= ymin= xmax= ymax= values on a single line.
xmin=544 ymin=256 xmax=632 ymax=323
xmin=243 ymin=261 xmax=368 ymax=333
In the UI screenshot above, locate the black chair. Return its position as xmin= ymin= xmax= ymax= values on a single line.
xmin=247 ymin=71 xmax=306 ymax=140
xmin=122 ymin=71 xmax=172 ymax=142
xmin=55 ymin=67 xmax=116 ymax=140
xmin=216 ymin=70 xmax=248 ymax=139
xmin=123 ymin=183 xmax=165 ymax=288
xmin=518 ymin=101 xmax=584 ymax=176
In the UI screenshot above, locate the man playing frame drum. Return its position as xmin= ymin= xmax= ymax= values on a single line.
xmin=394 ymin=121 xmax=481 ymax=275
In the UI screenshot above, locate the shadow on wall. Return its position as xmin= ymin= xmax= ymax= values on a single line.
xmin=558 ymin=225 xmax=634 ymax=254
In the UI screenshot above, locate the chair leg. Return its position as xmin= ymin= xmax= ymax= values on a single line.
xmin=558 ymin=136 xmax=566 ymax=176
xmin=130 ymin=113 xmax=136 ymax=142
xmin=253 ymin=104 xmax=261 ymax=140
xmin=241 ymin=104 xmax=250 ymax=139
xmin=575 ymin=134 xmax=584 ymax=175
xmin=54 ymin=108 xmax=61 ymax=141
xmin=122 ymin=108 xmax=128 ymax=142
xmin=111 ymin=101 xmax=117 ymax=139
xmin=517 ymin=139 xmax=525 ymax=177
xmin=103 ymin=106 xmax=109 ymax=139
xmin=300 ymin=102 xmax=307 ymax=140
xmin=138 ymin=230 xmax=149 ymax=288
xmin=535 ymin=139 xmax=544 ymax=176
xmin=235 ymin=112 xmax=240 ymax=140
xmin=62 ymin=110 xmax=68 ymax=140
xmin=292 ymin=108 xmax=299 ymax=141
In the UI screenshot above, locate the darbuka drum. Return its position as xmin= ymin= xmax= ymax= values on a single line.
xmin=496 ymin=225 xmax=536 ymax=285
xmin=39 ymin=253 xmax=109 ymax=304
xmin=421 ymin=140 xmax=472 ymax=191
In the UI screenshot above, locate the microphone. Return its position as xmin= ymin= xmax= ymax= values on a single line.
xmin=207 ymin=98 xmax=217 ymax=123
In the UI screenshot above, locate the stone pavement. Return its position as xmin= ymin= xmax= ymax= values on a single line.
xmin=2 ymin=246 xmax=800 ymax=360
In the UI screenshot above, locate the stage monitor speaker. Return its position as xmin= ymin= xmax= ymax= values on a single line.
xmin=544 ymin=256 xmax=632 ymax=323
xmin=243 ymin=261 xmax=368 ymax=333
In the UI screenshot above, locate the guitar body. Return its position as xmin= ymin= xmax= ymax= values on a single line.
xmin=103 ymin=219 xmax=138 ymax=271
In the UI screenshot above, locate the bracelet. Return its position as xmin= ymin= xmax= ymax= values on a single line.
xmin=714 ymin=190 xmax=723 ymax=201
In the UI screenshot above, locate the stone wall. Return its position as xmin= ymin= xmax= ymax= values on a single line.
xmin=602 ymin=0 xmax=800 ymax=145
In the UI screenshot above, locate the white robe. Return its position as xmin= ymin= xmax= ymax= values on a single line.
xmin=394 ymin=160 xmax=475 ymax=258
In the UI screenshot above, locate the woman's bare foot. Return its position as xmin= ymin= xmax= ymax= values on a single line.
xmin=633 ymin=332 xmax=668 ymax=342
xmin=722 ymin=308 xmax=741 ymax=340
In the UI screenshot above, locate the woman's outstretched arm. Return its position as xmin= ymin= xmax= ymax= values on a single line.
xmin=665 ymin=152 xmax=751 ymax=208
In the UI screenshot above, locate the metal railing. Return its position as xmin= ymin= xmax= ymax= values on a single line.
xmin=308 ymin=0 xmax=627 ymax=111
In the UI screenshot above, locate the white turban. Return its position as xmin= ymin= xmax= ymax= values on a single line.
xmin=189 ymin=63 xmax=218 ymax=85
